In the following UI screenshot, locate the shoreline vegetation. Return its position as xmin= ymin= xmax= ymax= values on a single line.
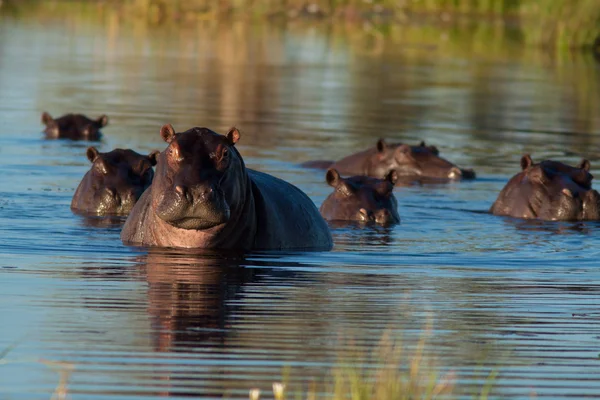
xmin=2 ymin=0 xmax=600 ymax=51
xmin=0 ymin=0 xmax=600 ymax=53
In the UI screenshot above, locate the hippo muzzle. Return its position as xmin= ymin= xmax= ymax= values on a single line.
xmin=155 ymin=182 xmax=230 ymax=230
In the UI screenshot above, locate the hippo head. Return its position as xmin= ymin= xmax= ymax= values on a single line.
xmin=151 ymin=124 xmax=243 ymax=230
xmin=42 ymin=112 xmax=108 ymax=140
xmin=491 ymin=154 xmax=600 ymax=221
xmin=71 ymin=147 xmax=158 ymax=215
xmin=523 ymin=155 xmax=599 ymax=221
xmin=368 ymin=139 xmax=476 ymax=182
xmin=320 ymin=168 xmax=400 ymax=225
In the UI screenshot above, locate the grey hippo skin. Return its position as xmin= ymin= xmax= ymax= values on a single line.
xmin=42 ymin=112 xmax=108 ymax=140
xmin=320 ymin=168 xmax=400 ymax=225
xmin=72 ymin=147 xmax=159 ymax=216
xmin=490 ymin=154 xmax=600 ymax=221
xmin=121 ymin=124 xmax=333 ymax=251
xmin=302 ymin=139 xmax=476 ymax=184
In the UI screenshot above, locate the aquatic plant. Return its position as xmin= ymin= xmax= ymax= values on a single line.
xmin=248 ymin=328 xmax=499 ymax=400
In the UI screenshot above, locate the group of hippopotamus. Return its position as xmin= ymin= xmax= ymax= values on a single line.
xmin=44 ymin=111 xmax=600 ymax=251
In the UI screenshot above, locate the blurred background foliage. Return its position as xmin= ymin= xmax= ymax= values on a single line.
xmin=2 ymin=0 xmax=600 ymax=51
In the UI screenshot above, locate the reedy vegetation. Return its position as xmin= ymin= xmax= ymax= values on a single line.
xmin=119 ymin=0 xmax=600 ymax=49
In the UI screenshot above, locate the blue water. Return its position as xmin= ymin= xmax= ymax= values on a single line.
xmin=1 ymin=7 xmax=600 ymax=399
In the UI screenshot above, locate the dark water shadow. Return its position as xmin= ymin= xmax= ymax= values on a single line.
xmin=501 ymin=216 xmax=600 ymax=235
xmin=134 ymin=248 xmax=253 ymax=350
xmin=326 ymin=221 xmax=396 ymax=247
xmin=74 ymin=214 xmax=128 ymax=229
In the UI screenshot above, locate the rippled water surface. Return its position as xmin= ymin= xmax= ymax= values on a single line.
xmin=2 ymin=5 xmax=600 ymax=399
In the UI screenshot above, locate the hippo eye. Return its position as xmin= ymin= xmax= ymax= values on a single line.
xmin=168 ymin=147 xmax=183 ymax=162
xmin=95 ymin=160 xmax=108 ymax=175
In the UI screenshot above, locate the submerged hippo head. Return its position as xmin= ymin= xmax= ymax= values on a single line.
xmin=152 ymin=124 xmax=243 ymax=231
xmin=320 ymin=168 xmax=400 ymax=225
xmin=42 ymin=112 xmax=108 ymax=140
xmin=367 ymin=139 xmax=476 ymax=182
xmin=71 ymin=147 xmax=158 ymax=215
xmin=490 ymin=154 xmax=600 ymax=221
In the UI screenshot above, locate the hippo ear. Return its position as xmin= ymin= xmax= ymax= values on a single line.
xmin=325 ymin=168 xmax=342 ymax=187
xmin=41 ymin=112 xmax=54 ymax=126
xmin=86 ymin=146 xmax=100 ymax=163
xmin=385 ymin=170 xmax=398 ymax=185
xmin=376 ymin=139 xmax=387 ymax=153
xmin=521 ymin=154 xmax=533 ymax=170
xmin=579 ymin=159 xmax=591 ymax=172
xmin=226 ymin=127 xmax=241 ymax=145
xmin=97 ymin=115 xmax=109 ymax=128
xmin=148 ymin=150 xmax=160 ymax=166
xmin=160 ymin=124 xmax=176 ymax=143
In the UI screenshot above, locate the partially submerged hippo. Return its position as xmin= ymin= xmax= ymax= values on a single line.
xmin=320 ymin=169 xmax=400 ymax=225
xmin=121 ymin=125 xmax=333 ymax=250
xmin=42 ymin=112 xmax=108 ymax=140
xmin=303 ymin=139 xmax=475 ymax=183
xmin=72 ymin=147 xmax=158 ymax=215
xmin=490 ymin=154 xmax=600 ymax=221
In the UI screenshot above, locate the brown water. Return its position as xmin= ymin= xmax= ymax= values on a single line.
xmin=2 ymin=4 xmax=600 ymax=399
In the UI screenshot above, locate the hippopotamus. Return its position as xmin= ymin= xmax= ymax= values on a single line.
xmin=41 ymin=112 xmax=109 ymax=140
xmin=302 ymin=139 xmax=475 ymax=184
xmin=71 ymin=147 xmax=158 ymax=215
xmin=490 ymin=154 xmax=600 ymax=221
xmin=120 ymin=125 xmax=333 ymax=250
xmin=320 ymin=169 xmax=400 ymax=225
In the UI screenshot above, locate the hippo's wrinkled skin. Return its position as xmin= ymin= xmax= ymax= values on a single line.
xmin=41 ymin=112 xmax=108 ymax=140
xmin=320 ymin=169 xmax=400 ymax=225
xmin=490 ymin=154 xmax=600 ymax=221
xmin=71 ymin=147 xmax=158 ymax=215
xmin=121 ymin=125 xmax=333 ymax=250
xmin=303 ymin=139 xmax=475 ymax=183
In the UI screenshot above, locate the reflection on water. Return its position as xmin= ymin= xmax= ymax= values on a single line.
xmin=2 ymin=3 xmax=600 ymax=399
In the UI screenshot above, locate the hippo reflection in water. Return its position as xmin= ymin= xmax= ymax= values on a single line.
xmin=302 ymin=138 xmax=475 ymax=184
xmin=42 ymin=112 xmax=109 ymax=140
xmin=490 ymin=154 xmax=600 ymax=221
xmin=320 ymin=168 xmax=400 ymax=226
xmin=121 ymin=124 xmax=333 ymax=251
xmin=71 ymin=147 xmax=158 ymax=216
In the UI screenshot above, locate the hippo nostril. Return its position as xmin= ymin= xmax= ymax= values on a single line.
xmin=375 ymin=209 xmax=391 ymax=224
xmin=448 ymin=167 xmax=462 ymax=179
xmin=175 ymin=185 xmax=194 ymax=204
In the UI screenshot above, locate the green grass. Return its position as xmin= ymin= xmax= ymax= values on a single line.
xmin=249 ymin=327 xmax=501 ymax=400
xmin=3 ymin=0 xmax=600 ymax=49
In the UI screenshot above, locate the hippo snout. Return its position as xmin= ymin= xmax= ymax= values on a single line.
xmin=175 ymin=184 xmax=216 ymax=206
xmin=374 ymin=208 xmax=398 ymax=225
xmin=448 ymin=167 xmax=476 ymax=180
xmin=357 ymin=207 xmax=398 ymax=226
xmin=583 ymin=189 xmax=600 ymax=220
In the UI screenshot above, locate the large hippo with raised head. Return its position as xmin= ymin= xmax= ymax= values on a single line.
xmin=320 ymin=169 xmax=400 ymax=225
xmin=72 ymin=147 xmax=158 ymax=216
xmin=121 ymin=125 xmax=333 ymax=250
xmin=490 ymin=154 xmax=600 ymax=221
xmin=302 ymin=139 xmax=475 ymax=184
xmin=42 ymin=112 xmax=109 ymax=140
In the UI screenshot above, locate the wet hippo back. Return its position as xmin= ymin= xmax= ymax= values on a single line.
xmin=248 ymin=169 xmax=332 ymax=250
